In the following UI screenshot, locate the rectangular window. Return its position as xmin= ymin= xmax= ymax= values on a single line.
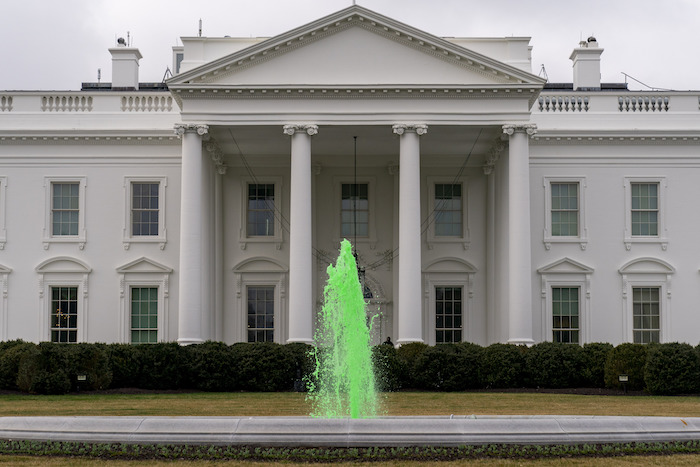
xmin=551 ymin=182 xmax=578 ymax=236
xmin=51 ymin=183 xmax=79 ymax=236
xmin=435 ymin=286 xmax=462 ymax=343
xmin=51 ymin=286 xmax=77 ymax=343
xmin=341 ymin=183 xmax=368 ymax=237
xmin=631 ymin=183 xmax=658 ymax=236
xmin=633 ymin=287 xmax=660 ymax=344
xmin=247 ymin=184 xmax=275 ymax=236
xmin=131 ymin=287 xmax=158 ymax=344
xmin=131 ymin=183 xmax=159 ymax=236
xmin=552 ymin=287 xmax=580 ymax=344
xmin=247 ymin=286 xmax=274 ymax=343
xmin=434 ymin=184 xmax=462 ymax=237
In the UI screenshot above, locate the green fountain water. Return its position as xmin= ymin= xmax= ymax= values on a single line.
xmin=308 ymin=239 xmax=378 ymax=419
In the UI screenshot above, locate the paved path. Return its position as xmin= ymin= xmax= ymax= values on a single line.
xmin=1 ymin=415 xmax=699 ymax=446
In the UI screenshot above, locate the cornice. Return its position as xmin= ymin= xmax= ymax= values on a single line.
xmin=0 ymin=134 xmax=179 ymax=146
xmin=171 ymin=86 xmax=542 ymax=107
xmin=531 ymin=132 xmax=700 ymax=146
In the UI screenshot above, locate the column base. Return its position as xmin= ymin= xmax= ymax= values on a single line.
xmin=507 ymin=338 xmax=535 ymax=346
xmin=177 ymin=338 xmax=205 ymax=346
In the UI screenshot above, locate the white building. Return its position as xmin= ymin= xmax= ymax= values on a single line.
xmin=0 ymin=5 xmax=697 ymax=346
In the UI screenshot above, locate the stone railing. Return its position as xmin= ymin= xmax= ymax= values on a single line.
xmin=538 ymin=95 xmax=589 ymax=112
xmin=41 ymin=95 xmax=93 ymax=112
xmin=0 ymin=96 xmax=12 ymax=112
xmin=618 ymin=96 xmax=669 ymax=112
xmin=121 ymin=95 xmax=173 ymax=112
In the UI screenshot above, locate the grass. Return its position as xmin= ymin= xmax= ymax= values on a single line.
xmin=1 ymin=391 xmax=700 ymax=465
xmin=0 ymin=391 xmax=699 ymax=417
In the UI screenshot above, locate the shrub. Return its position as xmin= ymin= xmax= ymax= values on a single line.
xmin=65 ymin=343 xmax=112 ymax=391
xmin=412 ymin=343 xmax=483 ymax=391
xmin=134 ymin=342 xmax=185 ymax=390
xmin=604 ymin=343 xmax=648 ymax=391
xmin=106 ymin=344 xmax=140 ymax=389
xmin=371 ymin=344 xmax=405 ymax=392
xmin=580 ymin=343 xmax=614 ymax=388
xmin=482 ymin=343 xmax=527 ymax=388
xmin=183 ymin=341 xmax=236 ymax=392
xmin=284 ymin=343 xmax=316 ymax=391
xmin=17 ymin=342 xmax=71 ymax=394
xmin=524 ymin=342 xmax=584 ymax=388
xmin=644 ymin=343 xmax=700 ymax=395
xmin=230 ymin=343 xmax=296 ymax=391
xmin=396 ymin=342 xmax=429 ymax=388
xmin=0 ymin=340 xmax=35 ymax=390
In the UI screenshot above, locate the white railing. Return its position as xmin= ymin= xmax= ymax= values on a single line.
xmin=41 ymin=96 xmax=93 ymax=112
xmin=618 ymin=96 xmax=669 ymax=112
xmin=538 ymin=95 xmax=589 ymax=112
xmin=121 ymin=95 xmax=173 ymax=112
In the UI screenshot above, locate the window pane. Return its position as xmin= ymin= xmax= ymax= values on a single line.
xmin=132 ymin=183 xmax=160 ymax=237
xmin=552 ymin=287 xmax=579 ymax=344
xmin=551 ymin=183 xmax=579 ymax=237
xmin=247 ymin=184 xmax=275 ymax=237
xmin=632 ymin=287 xmax=660 ymax=344
xmin=247 ymin=286 xmax=275 ymax=342
xmin=131 ymin=287 xmax=158 ymax=344
xmin=50 ymin=286 xmax=78 ymax=343
xmin=341 ymin=183 xmax=369 ymax=238
xmin=435 ymin=286 xmax=463 ymax=343
xmin=434 ymin=184 xmax=462 ymax=237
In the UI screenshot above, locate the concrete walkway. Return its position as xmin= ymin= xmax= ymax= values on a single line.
xmin=1 ymin=415 xmax=700 ymax=446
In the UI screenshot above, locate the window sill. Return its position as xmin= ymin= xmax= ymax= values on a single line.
xmin=543 ymin=236 xmax=588 ymax=251
xmin=123 ymin=236 xmax=167 ymax=251
xmin=427 ymin=237 xmax=470 ymax=250
xmin=240 ymin=236 xmax=283 ymax=250
xmin=624 ymin=236 xmax=668 ymax=251
xmin=43 ymin=236 xmax=86 ymax=250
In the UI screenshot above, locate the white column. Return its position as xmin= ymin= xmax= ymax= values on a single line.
xmin=484 ymin=142 xmax=504 ymax=344
xmin=284 ymin=124 xmax=318 ymax=344
xmin=205 ymin=141 xmax=227 ymax=342
xmin=174 ymin=123 xmax=209 ymax=345
xmin=503 ymin=124 xmax=536 ymax=345
xmin=393 ymin=123 xmax=427 ymax=345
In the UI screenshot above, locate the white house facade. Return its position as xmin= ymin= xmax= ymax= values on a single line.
xmin=1 ymin=5 xmax=699 ymax=346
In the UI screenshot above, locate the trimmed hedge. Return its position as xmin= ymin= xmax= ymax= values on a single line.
xmin=2 ymin=341 xmax=700 ymax=395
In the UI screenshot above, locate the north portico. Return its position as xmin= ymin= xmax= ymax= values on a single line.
xmin=167 ymin=5 xmax=545 ymax=346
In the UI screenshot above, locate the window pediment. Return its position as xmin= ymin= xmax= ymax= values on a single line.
xmin=424 ymin=257 xmax=477 ymax=274
xmin=116 ymin=257 xmax=173 ymax=274
xmin=538 ymin=257 xmax=594 ymax=275
xmin=233 ymin=257 xmax=288 ymax=273
xmin=619 ymin=257 xmax=675 ymax=275
xmin=35 ymin=257 xmax=91 ymax=274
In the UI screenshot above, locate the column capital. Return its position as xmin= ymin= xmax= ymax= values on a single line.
xmin=174 ymin=123 xmax=209 ymax=138
xmin=392 ymin=124 xmax=428 ymax=136
xmin=283 ymin=124 xmax=318 ymax=136
xmin=502 ymin=123 xmax=537 ymax=137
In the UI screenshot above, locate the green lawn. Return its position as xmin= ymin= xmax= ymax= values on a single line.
xmin=0 ymin=391 xmax=699 ymax=417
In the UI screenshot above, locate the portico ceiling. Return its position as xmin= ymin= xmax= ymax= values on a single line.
xmin=210 ymin=124 xmax=503 ymax=168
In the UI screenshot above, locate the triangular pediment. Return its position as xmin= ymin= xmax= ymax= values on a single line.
xmin=619 ymin=257 xmax=675 ymax=274
xmin=168 ymin=5 xmax=543 ymax=91
xmin=116 ymin=257 xmax=173 ymax=274
xmin=538 ymin=257 xmax=594 ymax=274
xmin=0 ymin=264 xmax=11 ymax=274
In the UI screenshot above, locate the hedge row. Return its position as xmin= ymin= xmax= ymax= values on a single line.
xmin=0 ymin=340 xmax=699 ymax=395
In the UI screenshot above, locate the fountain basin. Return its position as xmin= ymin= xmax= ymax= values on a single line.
xmin=1 ymin=415 xmax=700 ymax=446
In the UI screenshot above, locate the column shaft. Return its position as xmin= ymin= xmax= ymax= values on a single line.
xmin=394 ymin=124 xmax=427 ymax=344
xmin=176 ymin=124 xmax=208 ymax=345
xmin=504 ymin=124 xmax=536 ymax=345
xmin=286 ymin=124 xmax=317 ymax=344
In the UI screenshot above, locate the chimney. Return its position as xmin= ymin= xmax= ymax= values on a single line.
xmin=109 ymin=38 xmax=142 ymax=90
xmin=569 ymin=36 xmax=603 ymax=90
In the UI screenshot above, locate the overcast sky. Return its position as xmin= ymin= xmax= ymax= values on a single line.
xmin=1 ymin=0 xmax=698 ymax=91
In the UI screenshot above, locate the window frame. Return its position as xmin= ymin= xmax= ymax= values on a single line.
xmin=551 ymin=285 xmax=581 ymax=344
xmin=631 ymin=286 xmax=661 ymax=344
xmin=427 ymin=177 xmax=469 ymax=250
xmin=36 ymin=257 xmax=91 ymax=343
xmin=543 ymin=177 xmax=587 ymax=251
xmin=116 ymin=257 xmax=172 ymax=344
xmin=537 ymin=257 xmax=593 ymax=344
xmin=129 ymin=286 xmax=160 ymax=344
xmin=239 ymin=177 xmax=283 ymax=250
xmin=43 ymin=177 xmax=87 ymax=250
xmin=50 ymin=285 xmax=79 ymax=343
xmin=619 ymin=257 xmax=674 ymax=344
xmin=246 ymin=285 xmax=276 ymax=343
xmin=624 ymin=177 xmax=667 ymax=250
xmin=434 ymin=285 xmax=464 ymax=344
xmin=333 ymin=176 xmax=377 ymax=247
xmin=123 ymin=177 xmax=167 ymax=250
